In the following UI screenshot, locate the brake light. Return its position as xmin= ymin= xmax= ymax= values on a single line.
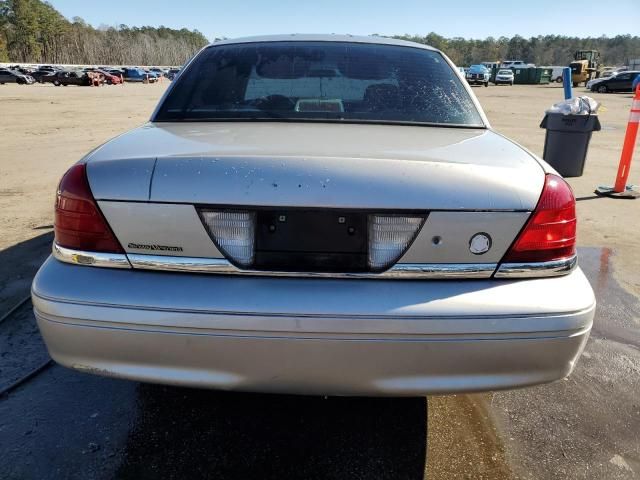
xmin=54 ymin=164 xmax=124 ymax=253
xmin=502 ymin=174 xmax=576 ymax=263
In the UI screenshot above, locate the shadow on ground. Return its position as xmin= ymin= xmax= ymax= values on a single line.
xmin=117 ymin=387 xmax=427 ymax=480
xmin=0 ymin=369 xmax=427 ymax=480
xmin=0 ymin=231 xmax=53 ymax=313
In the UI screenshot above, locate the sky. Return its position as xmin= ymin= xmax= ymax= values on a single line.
xmin=47 ymin=0 xmax=639 ymax=42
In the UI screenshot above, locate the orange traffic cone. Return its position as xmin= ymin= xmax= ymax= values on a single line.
xmin=595 ymin=84 xmax=640 ymax=199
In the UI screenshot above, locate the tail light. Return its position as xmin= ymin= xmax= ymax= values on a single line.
xmin=199 ymin=210 xmax=256 ymax=267
xmin=502 ymin=174 xmax=576 ymax=263
xmin=54 ymin=164 xmax=124 ymax=253
xmin=368 ymin=215 xmax=425 ymax=271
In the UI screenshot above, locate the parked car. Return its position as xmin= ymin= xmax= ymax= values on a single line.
xmin=590 ymin=71 xmax=640 ymax=93
xmin=466 ymin=64 xmax=490 ymax=86
xmin=33 ymin=35 xmax=594 ymax=397
xmin=144 ymin=69 xmax=161 ymax=81
xmin=122 ymin=68 xmax=158 ymax=83
xmin=95 ymin=69 xmax=123 ymax=85
xmin=493 ymin=69 xmax=514 ymax=85
xmin=43 ymin=70 xmax=91 ymax=86
xmin=106 ymin=69 xmax=125 ymax=78
xmin=11 ymin=65 xmax=37 ymax=76
xmin=167 ymin=68 xmax=181 ymax=80
xmin=31 ymin=69 xmax=57 ymax=83
xmin=586 ymin=71 xmax=617 ymax=90
xmin=0 ymin=68 xmax=34 ymax=84
xmin=150 ymin=67 xmax=168 ymax=77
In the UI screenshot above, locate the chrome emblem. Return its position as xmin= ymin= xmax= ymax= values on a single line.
xmin=469 ymin=233 xmax=492 ymax=255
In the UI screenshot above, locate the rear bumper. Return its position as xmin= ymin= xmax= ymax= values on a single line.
xmin=32 ymin=257 xmax=595 ymax=396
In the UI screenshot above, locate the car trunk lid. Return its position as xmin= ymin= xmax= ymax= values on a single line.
xmin=84 ymin=122 xmax=544 ymax=210
xmin=88 ymin=122 xmax=543 ymax=272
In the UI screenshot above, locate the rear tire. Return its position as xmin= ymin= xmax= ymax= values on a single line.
xmin=572 ymin=82 xmax=578 ymax=87
xmin=53 ymin=80 xmax=60 ymax=86
xmin=556 ymin=77 xmax=563 ymax=83
xmin=597 ymin=85 xmax=608 ymax=93
xmin=484 ymin=82 xmax=489 ymax=87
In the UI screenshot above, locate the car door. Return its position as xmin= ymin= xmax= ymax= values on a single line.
xmin=609 ymin=73 xmax=630 ymax=92
xmin=0 ymin=69 xmax=16 ymax=84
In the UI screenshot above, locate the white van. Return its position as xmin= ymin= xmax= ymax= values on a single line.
xmin=548 ymin=66 xmax=566 ymax=83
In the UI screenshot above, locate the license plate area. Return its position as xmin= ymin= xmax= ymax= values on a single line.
xmin=254 ymin=210 xmax=367 ymax=272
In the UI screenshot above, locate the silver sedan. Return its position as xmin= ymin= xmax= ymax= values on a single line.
xmin=32 ymin=35 xmax=594 ymax=396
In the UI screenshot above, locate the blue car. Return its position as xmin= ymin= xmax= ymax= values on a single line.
xmin=465 ymin=65 xmax=490 ymax=87
xmin=122 ymin=68 xmax=158 ymax=83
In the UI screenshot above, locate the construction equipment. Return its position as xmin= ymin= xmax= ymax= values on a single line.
xmin=570 ymin=50 xmax=601 ymax=87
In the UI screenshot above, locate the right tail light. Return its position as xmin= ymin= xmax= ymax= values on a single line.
xmin=502 ymin=174 xmax=576 ymax=263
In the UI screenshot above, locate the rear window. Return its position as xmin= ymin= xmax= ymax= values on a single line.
xmin=155 ymin=41 xmax=484 ymax=127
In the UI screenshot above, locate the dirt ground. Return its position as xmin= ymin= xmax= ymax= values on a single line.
xmin=1 ymin=82 xmax=639 ymax=480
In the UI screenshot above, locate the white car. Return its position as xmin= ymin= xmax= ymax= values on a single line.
xmin=494 ymin=69 xmax=514 ymax=85
xmin=32 ymin=35 xmax=594 ymax=396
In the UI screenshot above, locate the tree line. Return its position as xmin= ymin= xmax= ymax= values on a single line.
xmin=1 ymin=0 xmax=638 ymax=67
xmin=393 ymin=33 xmax=640 ymax=67
xmin=0 ymin=0 xmax=209 ymax=65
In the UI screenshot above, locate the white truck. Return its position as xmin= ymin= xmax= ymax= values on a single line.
xmin=500 ymin=60 xmax=535 ymax=69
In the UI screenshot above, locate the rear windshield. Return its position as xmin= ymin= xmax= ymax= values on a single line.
xmin=154 ymin=41 xmax=484 ymax=127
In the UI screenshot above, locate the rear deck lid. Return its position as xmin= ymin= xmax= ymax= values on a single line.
xmin=85 ymin=122 xmax=545 ymax=211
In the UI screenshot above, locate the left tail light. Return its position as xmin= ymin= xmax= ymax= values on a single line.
xmin=54 ymin=164 xmax=124 ymax=253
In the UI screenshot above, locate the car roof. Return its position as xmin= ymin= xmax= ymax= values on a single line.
xmin=207 ymin=34 xmax=438 ymax=52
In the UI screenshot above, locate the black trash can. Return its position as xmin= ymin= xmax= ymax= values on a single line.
xmin=539 ymin=113 xmax=601 ymax=177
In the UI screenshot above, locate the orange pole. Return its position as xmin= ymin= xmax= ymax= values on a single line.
xmin=613 ymin=84 xmax=640 ymax=192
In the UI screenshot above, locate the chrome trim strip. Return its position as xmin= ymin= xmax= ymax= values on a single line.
xmin=53 ymin=243 xmax=131 ymax=269
xmin=127 ymin=254 xmax=496 ymax=279
xmin=494 ymin=255 xmax=577 ymax=279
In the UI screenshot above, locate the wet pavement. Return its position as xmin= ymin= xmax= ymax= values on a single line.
xmin=1 ymin=245 xmax=639 ymax=479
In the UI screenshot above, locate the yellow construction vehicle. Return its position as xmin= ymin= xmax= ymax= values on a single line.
xmin=570 ymin=50 xmax=601 ymax=87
